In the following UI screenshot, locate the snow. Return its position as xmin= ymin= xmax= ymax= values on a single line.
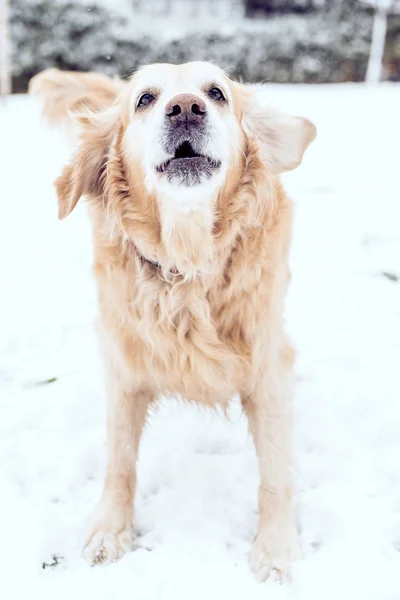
xmin=1 ymin=84 xmax=400 ymax=599
xmin=360 ymin=0 xmax=396 ymax=10
xmin=77 ymin=0 xmax=245 ymax=27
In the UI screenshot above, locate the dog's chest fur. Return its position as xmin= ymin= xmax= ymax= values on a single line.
xmin=91 ymin=167 xmax=292 ymax=405
xmin=93 ymin=231 xmax=271 ymax=404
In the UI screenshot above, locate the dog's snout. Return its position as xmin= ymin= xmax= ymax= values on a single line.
xmin=165 ymin=94 xmax=207 ymax=123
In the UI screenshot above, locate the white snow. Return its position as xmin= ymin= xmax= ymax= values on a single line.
xmin=0 ymin=84 xmax=400 ymax=599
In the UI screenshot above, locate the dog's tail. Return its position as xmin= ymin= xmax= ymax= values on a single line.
xmin=28 ymin=68 xmax=124 ymax=129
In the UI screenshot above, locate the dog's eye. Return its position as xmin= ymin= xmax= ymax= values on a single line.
xmin=137 ymin=93 xmax=155 ymax=108
xmin=208 ymin=87 xmax=226 ymax=102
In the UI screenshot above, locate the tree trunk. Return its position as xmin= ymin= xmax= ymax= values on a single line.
xmin=366 ymin=5 xmax=388 ymax=83
xmin=0 ymin=0 xmax=11 ymax=96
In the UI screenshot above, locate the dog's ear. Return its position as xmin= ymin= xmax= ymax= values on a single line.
xmin=55 ymin=105 xmax=119 ymax=219
xmin=239 ymin=85 xmax=316 ymax=174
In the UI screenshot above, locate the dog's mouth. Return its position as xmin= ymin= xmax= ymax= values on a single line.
xmin=156 ymin=141 xmax=221 ymax=185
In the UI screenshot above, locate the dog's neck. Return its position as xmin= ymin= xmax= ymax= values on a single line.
xmin=107 ymin=135 xmax=271 ymax=280
xmin=157 ymin=188 xmax=217 ymax=279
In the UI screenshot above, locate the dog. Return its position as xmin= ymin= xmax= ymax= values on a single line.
xmin=29 ymin=62 xmax=316 ymax=581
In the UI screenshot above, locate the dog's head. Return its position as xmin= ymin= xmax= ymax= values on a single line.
xmin=126 ymin=62 xmax=238 ymax=192
xmin=56 ymin=62 xmax=316 ymax=276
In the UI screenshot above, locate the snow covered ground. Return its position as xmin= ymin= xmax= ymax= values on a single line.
xmin=0 ymin=84 xmax=399 ymax=600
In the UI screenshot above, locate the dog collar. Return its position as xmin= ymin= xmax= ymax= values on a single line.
xmin=126 ymin=239 xmax=179 ymax=276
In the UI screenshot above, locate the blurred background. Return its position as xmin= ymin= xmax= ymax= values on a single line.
xmin=1 ymin=0 xmax=399 ymax=95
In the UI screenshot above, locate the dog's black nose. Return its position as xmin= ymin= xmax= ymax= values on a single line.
xmin=165 ymin=94 xmax=207 ymax=124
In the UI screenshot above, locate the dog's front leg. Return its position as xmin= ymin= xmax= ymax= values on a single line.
xmin=83 ymin=377 xmax=152 ymax=566
xmin=242 ymin=359 xmax=301 ymax=582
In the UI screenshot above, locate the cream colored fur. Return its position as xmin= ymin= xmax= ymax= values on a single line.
xmin=30 ymin=63 xmax=316 ymax=581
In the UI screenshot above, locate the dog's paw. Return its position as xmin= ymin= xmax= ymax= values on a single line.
xmin=83 ymin=528 xmax=133 ymax=566
xmin=249 ymin=520 xmax=301 ymax=583
xmin=82 ymin=502 xmax=133 ymax=566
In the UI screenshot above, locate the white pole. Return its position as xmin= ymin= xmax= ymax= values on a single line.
xmin=0 ymin=0 xmax=12 ymax=96
xmin=365 ymin=4 xmax=389 ymax=83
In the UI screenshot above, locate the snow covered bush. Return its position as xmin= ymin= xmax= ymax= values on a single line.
xmin=9 ymin=0 xmax=399 ymax=91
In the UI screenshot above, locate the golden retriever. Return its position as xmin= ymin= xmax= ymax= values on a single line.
xmin=29 ymin=62 xmax=316 ymax=581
